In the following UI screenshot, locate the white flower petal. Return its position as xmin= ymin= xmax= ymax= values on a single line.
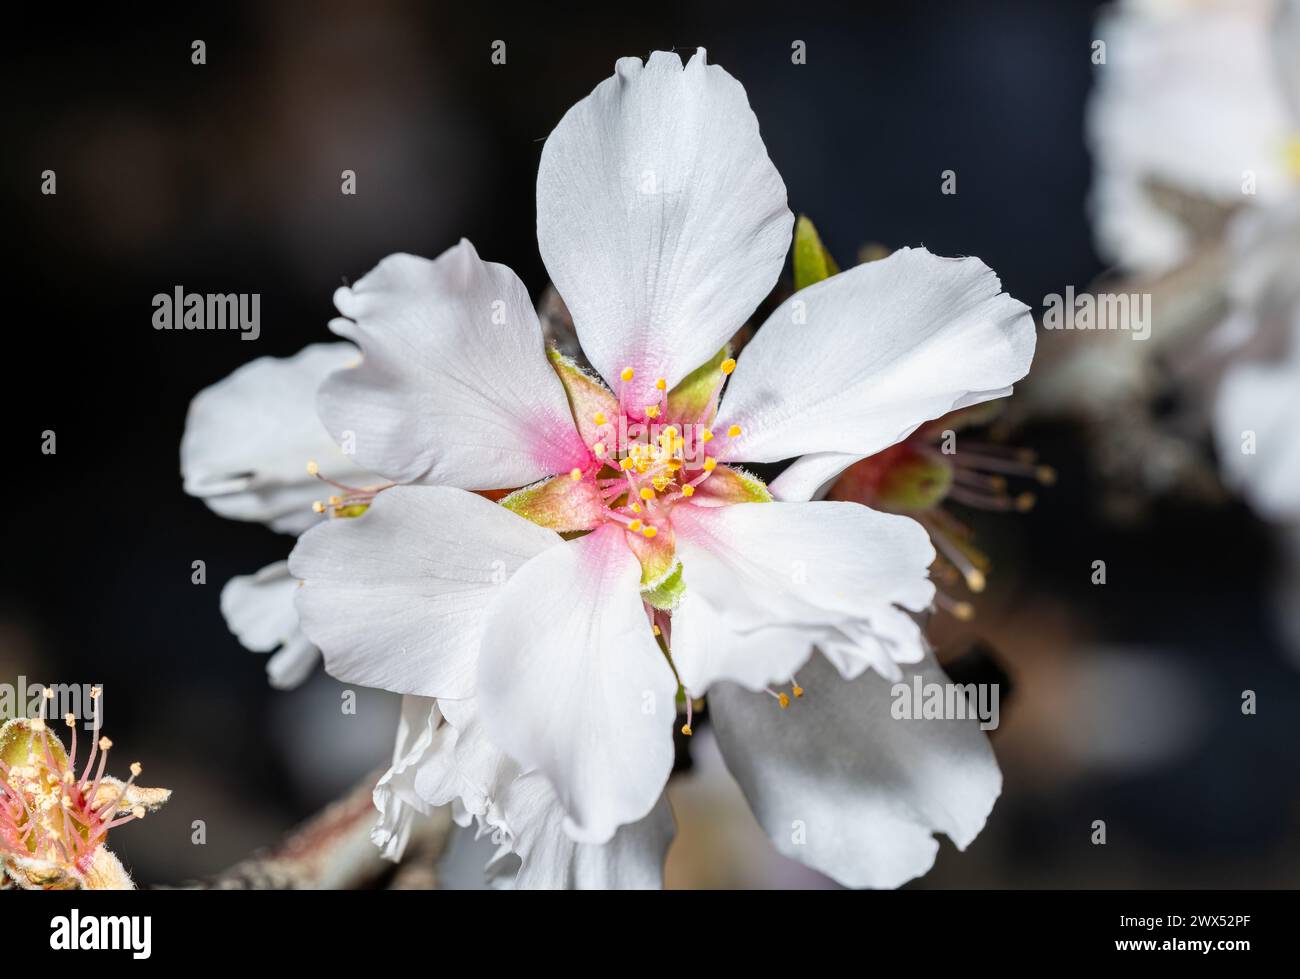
xmin=220 ymin=560 xmax=321 ymax=690
xmin=490 ymin=773 xmax=675 ymax=890
xmin=768 ymin=451 xmax=866 ymax=503
xmin=478 ymin=525 xmax=678 ymax=844
xmin=715 ymin=248 xmax=1034 ymax=470
xmin=414 ymin=696 xmax=520 ymax=825
xmin=290 ymin=486 xmax=562 ymax=698
xmin=372 ymin=695 xmax=439 ymax=861
xmin=536 ymin=48 xmax=792 ymax=411
xmin=220 ymin=561 xmax=299 ymax=653
xmin=710 ymin=650 xmax=1001 ymax=889
xmin=321 ymin=241 xmax=590 ymax=488
xmin=818 ymin=608 xmax=926 ymax=684
xmin=265 ymin=635 xmax=321 ymax=691
xmin=671 ymin=500 xmax=935 ymax=634
xmin=670 ymin=590 xmax=813 ymax=694
xmin=1213 ymin=314 xmax=1300 ymax=521
xmin=182 ymin=343 xmax=370 ymax=535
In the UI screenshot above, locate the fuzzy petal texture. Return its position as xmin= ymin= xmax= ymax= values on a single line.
xmin=182 ymin=343 xmax=372 ymax=534
xmin=536 ymin=48 xmax=792 ymax=413
xmin=710 ymin=650 xmax=1001 ymax=889
xmin=290 ymin=486 xmax=562 ymax=698
xmin=477 ymin=524 xmax=678 ymax=844
xmin=714 ymin=248 xmax=1035 ymax=472
xmin=670 ymin=500 xmax=936 ymax=634
xmin=321 ymin=241 xmax=590 ymax=489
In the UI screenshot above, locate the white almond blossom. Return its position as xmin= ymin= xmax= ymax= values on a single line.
xmin=1089 ymin=0 xmax=1300 ymax=523
xmin=278 ymin=48 xmax=1035 ymax=887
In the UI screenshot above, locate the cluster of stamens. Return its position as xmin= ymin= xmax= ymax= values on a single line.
xmin=307 ymin=461 xmax=393 ymax=517
xmin=0 ymin=688 xmax=145 ymax=875
xmin=921 ymin=443 xmax=1055 ymax=620
xmin=571 ymin=365 xmax=741 ymax=540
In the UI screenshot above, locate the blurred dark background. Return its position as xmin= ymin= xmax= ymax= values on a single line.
xmin=4 ymin=0 xmax=1298 ymax=887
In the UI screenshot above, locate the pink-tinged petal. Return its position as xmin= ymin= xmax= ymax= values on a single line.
xmin=536 ymin=48 xmax=792 ymax=412
xmin=711 ymin=649 xmax=1001 ymax=889
xmin=320 ymin=241 xmax=590 ymax=489
xmin=714 ymin=248 xmax=1035 ymax=474
xmin=290 ymin=486 xmax=562 ymax=698
xmin=477 ymin=525 xmax=678 ymax=844
xmin=671 ymin=500 xmax=935 ymax=634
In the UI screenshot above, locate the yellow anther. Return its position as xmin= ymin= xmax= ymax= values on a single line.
xmin=620 ymin=367 xmax=635 ymax=382
xmin=666 ymin=458 xmax=683 ymax=471
xmin=130 ymin=762 xmax=142 ymax=777
xmin=777 ymin=692 xmax=790 ymax=709
xmin=98 ymin=737 xmax=112 ymax=751
xmin=306 ymin=460 xmax=320 ymax=476
xmin=966 ymin=568 xmax=987 ymax=593
xmin=312 ymin=501 xmax=327 ymax=513
xmin=630 ymin=502 xmax=641 ymax=513
xmin=726 ymin=424 xmax=742 ymax=438
xmin=652 ymin=476 xmax=669 ymax=492
xmin=639 ymin=487 xmax=656 ymax=501
xmin=30 ymin=717 xmax=44 ymax=732
xmin=91 ymin=686 xmax=101 ymax=699
xmin=792 ymin=684 xmax=804 ymax=699
xmin=620 ymin=457 xmax=635 ymax=471
xmin=593 ymin=411 xmax=608 ymax=426
xmin=131 ymin=805 xmax=145 ymax=820
xmin=628 ymin=519 xmax=644 ymax=533
xmin=680 ymin=724 xmax=693 ymax=736
xmin=720 ymin=357 xmax=737 ymax=375
xmin=663 ymin=425 xmax=678 ymax=439
xmin=593 ymin=442 xmax=607 ymax=458
xmin=642 ymin=526 xmax=658 ymax=539
xmin=701 ymin=429 xmax=714 ymax=443
xmin=64 ymin=713 xmax=75 ymax=727
xmin=645 ymin=405 xmax=660 ymax=419
xmin=328 ymin=495 xmax=342 ymax=506
xmin=655 ymin=377 xmax=667 ymax=391
xmin=652 ymin=624 xmax=662 ymax=636
xmin=703 ymin=457 xmax=717 ymax=472
xmin=681 ymin=484 xmax=696 ymax=498
xmin=569 ymin=468 xmax=583 ymax=481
